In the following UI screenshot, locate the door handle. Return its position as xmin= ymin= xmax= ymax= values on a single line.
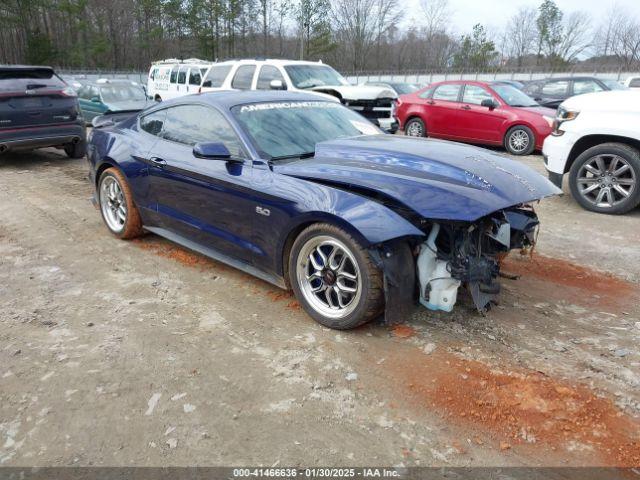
xmin=427 ymin=100 xmax=435 ymax=105
xmin=461 ymin=105 xmax=471 ymax=110
xmin=149 ymin=156 xmax=166 ymax=166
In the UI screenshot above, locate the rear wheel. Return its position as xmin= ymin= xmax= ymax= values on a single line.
xmin=569 ymin=143 xmax=640 ymax=214
xmin=504 ymin=125 xmax=535 ymax=155
xmin=64 ymin=140 xmax=86 ymax=159
xmin=98 ymin=168 xmax=144 ymax=239
xmin=404 ymin=118 xmax=426 ymax=137
xmin=289 ymin=223 xmax=383 ymax=330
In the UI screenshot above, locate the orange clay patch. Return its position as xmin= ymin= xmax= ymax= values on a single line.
xmin=391 ymin=324 xmax=417 ymax=338
xmin=502 ymin=253 xmax=636 ymax=300
xmin=132 ymin=237 xmax=221 ymax=270
xmin=386 ymin=348 xmax=640 ymax=466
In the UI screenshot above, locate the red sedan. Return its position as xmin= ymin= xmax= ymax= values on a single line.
xmin=396 ymin=80 xmax=556 ymax=155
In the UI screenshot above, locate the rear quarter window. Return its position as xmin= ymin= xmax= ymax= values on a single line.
xmin=203 ymin=65 xmax=232 ymax=88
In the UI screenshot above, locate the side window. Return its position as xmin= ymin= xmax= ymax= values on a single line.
xmin=573 ymin=79 xmax=604 ymax=95
xmin=202 ymin=65 xmax=232 ymax=88
xmin=177 ymin=67 xmax=187 ymax=85
xmin=462 ymin=85 xmax=494 ymax=105
xmin=630 ymin=78 xmax=640 ymax=88
xmin=231 ymin=65 xmax=256 ymax=90
xmin=256 ymin=65 xmax=286 ymax=90
xmin=542 ymin=80 xmax=569 ymax=96
xmin=161 ymin=105 xmax=243 ymax=156
xmin=170 ymin=66 xmax=178 ymax=84
xmin=432 ymin=84 xmax=461 ymax=101
xmin=418 ymin=88 xmax=434 ymax=99
xmin=140 ymin=109 xmax=167 ymax=136
xmin=188 ymin=68 xmax=202 ymax=86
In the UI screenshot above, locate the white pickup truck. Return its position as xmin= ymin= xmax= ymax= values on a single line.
xmin=543 ymin=90 xmax=640 ymax=214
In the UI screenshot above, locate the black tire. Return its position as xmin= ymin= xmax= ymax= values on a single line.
xmin=98 ymin=168 xmax=144 ymax=239
xmin=404 ymin=117 xmax=426 ymax=137
xmin=504 ymin=125 xmax=535 ymax=155
xmin=288 ymin=223 xmax=384 ymax=330
xmin=64 ymin=140 xmax=86 ymax=159
xmin=569 ymin=143 xmax=640 ymax=215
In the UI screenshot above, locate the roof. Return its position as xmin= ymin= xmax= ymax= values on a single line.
xmin=209 ymin=58 xmax=323 ymax=68
xmin=158 ymin=90 xmax=333 ymax=110
xmin=0 ymin=65 xmax=54 ymax=71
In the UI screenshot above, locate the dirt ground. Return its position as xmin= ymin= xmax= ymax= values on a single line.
xmin=0 ymin=146 xmax=639 ymax=468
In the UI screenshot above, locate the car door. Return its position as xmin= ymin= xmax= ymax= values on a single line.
xmin=427 ymin=83 xmax=463 ymax=138
xmin=145 ymin=103 xmax=256 ymax=263
xmin=457 ymin=84 xmax=506 ymax=144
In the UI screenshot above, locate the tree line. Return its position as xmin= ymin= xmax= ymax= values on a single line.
xmin=1 ymin=0 xmax=639 ymax=73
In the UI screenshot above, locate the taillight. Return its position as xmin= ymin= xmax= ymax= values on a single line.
xmin=61 ymin=86 xmax=77 ymax=97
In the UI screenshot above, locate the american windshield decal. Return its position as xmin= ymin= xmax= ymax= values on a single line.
xmin=239 ymin=101 xmax=340 ymax=113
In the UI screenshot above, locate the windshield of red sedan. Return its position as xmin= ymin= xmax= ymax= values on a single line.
xmin=232 ymin=101 xmax=382 ymax=159
xmin=492 ymin=84 xmax=539 ymax=107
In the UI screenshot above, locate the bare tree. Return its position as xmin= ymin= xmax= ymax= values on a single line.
xmin=558 ymin=11 xmax=592 ymax=63
xmin=332 ymin=0 xmax=378 ymax=70
xmin=503 ymin=6 xmax=538 ymax=67
xmin=418 ymin=0 xmax=452 ymax=69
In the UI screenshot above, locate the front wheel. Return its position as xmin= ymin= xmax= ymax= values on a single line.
xmin=569 ymin=143 xmax=640 ymax=214
xmin=504 ymin=125 xmax=535 ymax=155
xmin=289 ymin=223 xmax=383 ymax=329
xmin=98 ymin=167 xmax=144 ymax=239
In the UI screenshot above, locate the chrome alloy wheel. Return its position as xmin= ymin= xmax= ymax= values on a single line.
xmin=99 ymin=175 xmax=127 ymax=233
xmin=577 ymin=154 xmax=637 ymax=208
xmin=406 ymin=121 xmax=424 ymax=137
xmin=508 ymin=129 xmax=530 ymax=153
xmin=296 ymin=236 xmax=362 ymax=319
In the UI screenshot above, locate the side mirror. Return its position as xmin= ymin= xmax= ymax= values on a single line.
xmin=91 ymin=96 xmax=101 ymax=103
xmin=481 ymin=98 xmax=498 ymax=110
xmin=269 ymin=79 xmax=286 ymax=90
xmin=193 ymin=142 xmax=232 ymax=160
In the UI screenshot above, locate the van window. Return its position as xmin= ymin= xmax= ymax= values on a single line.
xmin=161 ymin=105 xmax=243 ymax=156
xmin=231 ymin=65 xmax=256 ymax=90
xmin=170 ymin=66 xmax=178 ymax=84
xmin=140 ymin=109 xmax=167 ymax=136
xmin=177 ymin=67 xmax=187 ymax=85
xmin=256 ymin=65 xmax=285 ymax=90
xmin=188 ymin=68 xmax=202 ymax=86
xmin=202 ymin=65 xmax=232 ymax=88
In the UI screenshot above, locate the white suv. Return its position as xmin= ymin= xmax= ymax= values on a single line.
xmin=543 ymin=90 xmax=640 ymax=214
xmin=200 ymin=59 xmax=399 ymax=132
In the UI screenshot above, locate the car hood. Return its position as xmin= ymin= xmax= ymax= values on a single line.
xmin=520 ymin=106 xmax=556 ymax=117
xmin=103 ymin=99 xmax=151 ymax=112
xmin=310 ymin=84 xmax=397 ymax=101
xmin=559 ymin=90 xmax=640 ymax=112
xmin=273 ymin=135 xmax=561 ymax=222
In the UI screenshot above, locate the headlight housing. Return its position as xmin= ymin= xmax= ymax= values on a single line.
xmin=552 ymin=106 xmax=580 ymax=136
xmin=542 ymin=115 xmax=554 ymax=128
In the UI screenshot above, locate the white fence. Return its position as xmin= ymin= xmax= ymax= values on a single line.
xmin=345 ymin=71 xmax=640 ymax=86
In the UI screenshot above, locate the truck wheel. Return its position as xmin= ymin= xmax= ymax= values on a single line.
xmin=504 ymin=125 xmax=535 ymax=155
xmin=64 ymin=140 xmax=86 ymax=159
xmin=289 ymin=223 xmax=383 ymax=330
xmin=404 ymin=118 xmax=426 ymax=137
xmin=98 ymin=168 xmax=144 ymax=239
xmin=569 ymin=143 xmax=640 ymax=214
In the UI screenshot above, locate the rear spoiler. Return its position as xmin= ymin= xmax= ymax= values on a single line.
xmin=91 ymin=109 xmax=142 ymax=128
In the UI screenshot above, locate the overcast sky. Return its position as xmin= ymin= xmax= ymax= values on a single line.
xmin=403 ymin=0 xmax=640 ymax=37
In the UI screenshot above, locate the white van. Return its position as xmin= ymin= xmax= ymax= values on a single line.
xmin=147 ymin=58 xmax=213 ymax=101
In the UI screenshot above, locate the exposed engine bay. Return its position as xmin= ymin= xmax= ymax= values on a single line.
xmin=417 ymin=205 xmax=539 ymax=313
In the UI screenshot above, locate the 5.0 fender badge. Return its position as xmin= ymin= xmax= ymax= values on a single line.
xmin=255 ymin=206 xmax=271 ymax=217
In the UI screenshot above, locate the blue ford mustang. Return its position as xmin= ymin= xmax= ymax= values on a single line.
xmin=87 ymin=91 xmax=560 ymax=329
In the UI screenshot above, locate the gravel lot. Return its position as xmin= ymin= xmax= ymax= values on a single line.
xmin=1 ymin=145 xmax=639 ymax=467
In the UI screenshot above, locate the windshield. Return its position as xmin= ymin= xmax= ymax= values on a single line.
xmin=100 ymin=84 xmax=146 ymax=103
xmin=232 ymin=101 xmax=382 ymax=159
xmin=492 ymin=84 xmax=538 ymax=107
xmin=391 ymin=83 xmax=419 ymax=94
xmin=284 ymin=65 xmax=350 ymax=89
xmin=601 ymin=79 xmax=627 ymax=90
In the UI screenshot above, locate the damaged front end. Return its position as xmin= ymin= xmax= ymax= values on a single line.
xmin=375 ymin=205 xmax=539 ymax=322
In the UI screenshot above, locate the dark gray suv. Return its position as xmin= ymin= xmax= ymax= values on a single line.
xmin=0 ymin=65 xmax=86 ymax=157
xmin=522 ymin=76 xmax=626 ymax=109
